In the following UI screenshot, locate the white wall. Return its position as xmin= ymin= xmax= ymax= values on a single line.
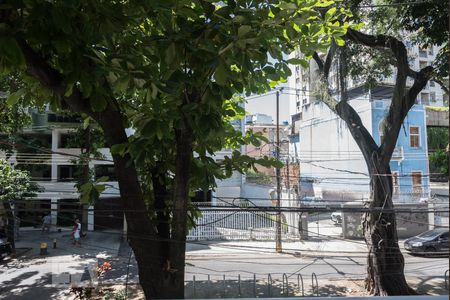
xmin=299 ymin=99 xmax=373 ymax=197
xmin=245 ymin=90 xmax=292 ymax=124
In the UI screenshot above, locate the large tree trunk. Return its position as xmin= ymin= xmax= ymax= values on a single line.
xmin=168 ymin=126 xmax=194 ymax=299
xmin=363 ymin=163 xmax=416 ymax=295
xmin=96 ymin=109 xmax=183 ymax=299
xmin=3 ymin=201 xmax=15 ymax=253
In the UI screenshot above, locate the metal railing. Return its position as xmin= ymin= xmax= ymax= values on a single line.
xmin=186 ymin=272 xmax=319 ymax=298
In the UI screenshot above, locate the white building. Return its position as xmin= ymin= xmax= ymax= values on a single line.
xmin=1 ymin=111 xmax=244 ymax=229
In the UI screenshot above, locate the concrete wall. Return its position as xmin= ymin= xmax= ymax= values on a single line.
xmin=342 ymin=202 xmax=429 ymax=239
xmin=299 ymin=99 xmax=372 ymax=196
xmin=241 ymin=183 xmax=273 ymax=207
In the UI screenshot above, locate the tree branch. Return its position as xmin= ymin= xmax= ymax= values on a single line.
xmin=345 ymin=29 xmax=433 ymax=165
xmin=312 ymin=51 xmax=324 ymax=72
xmin=432 ymin=78 xmax=449 ymax=95
xmin=324 ymin=40 xmax=337 ymax=79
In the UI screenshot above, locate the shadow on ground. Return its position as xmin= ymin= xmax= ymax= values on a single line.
xmin=0 ymin=272 xmax=65 ymax=300
xmin=184 ymin=278 xmax=359 ymax=298
xmin=411 ymin=276 xmax=449 ymax=296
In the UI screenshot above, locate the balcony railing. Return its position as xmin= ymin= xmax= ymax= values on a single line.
xmin=391 ymin=147 xmax=404 ymax=161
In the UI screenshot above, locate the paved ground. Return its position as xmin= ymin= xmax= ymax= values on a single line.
xmin=0 ymin=227 xmax=448 ymax=299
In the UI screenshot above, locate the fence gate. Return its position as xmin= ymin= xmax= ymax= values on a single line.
xmin=187 ymin=209 xmax=283 ymax=241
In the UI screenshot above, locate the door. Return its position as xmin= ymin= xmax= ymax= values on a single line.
xmin=438 ymin=232 xmax=449 ymax=252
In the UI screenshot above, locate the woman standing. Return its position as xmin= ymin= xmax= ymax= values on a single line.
xmin=72 ymin=219 xmax=81 ymax=246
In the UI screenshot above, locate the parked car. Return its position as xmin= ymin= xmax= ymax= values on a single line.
xmin=404 ymin=228 xmax=449 ymax=255
xmin=301 ymin=196 xmax=328 ymax=207
xmin=0 ymin=238 xmax=12 ymax=261
xmin=331 ymin=212 xmax=342 ymax=225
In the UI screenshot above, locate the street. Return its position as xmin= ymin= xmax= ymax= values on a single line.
xmin=0 ymin=229 xmax=448 ymax=299
xmin=186 ymin=252 xmax=448 ymax=281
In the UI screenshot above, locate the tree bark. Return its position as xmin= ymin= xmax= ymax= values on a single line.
xmin=363 ymin=161 xmax=417 ymax=295
xmin=168 ymin=124 xmax=194 ymax=299
xmin=3 ymin=201 xmax=15 ymax=252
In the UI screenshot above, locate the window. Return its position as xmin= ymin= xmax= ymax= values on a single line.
xmin=430 ymin=92 xmax=436 ymax=102
xmin=95 ymin=165 xmax=117 ymax=181
xmin=420 ymin=92 xmax=429 ymax=105
xmin=379 ymin=121 xmax=385 ymax=145
xmin=419 ymin=61 xmax=427 ymax=69
xmin=412 ymin=172 xmax=422 ymax=185
xmin=392 ymin=172 xmax=399 ymax=195
xmin=411 ymin=172 xmax=422 ymax=194
xmin=57 ymin=165 xmax=78 ymax=182
xmin=16 ymin=164 xmax=52 ymax=181
xmin=429 ymin=81 xmax=435 ymax=87
xmin=409 ymin=126 xmax=420 ymax=148
xmin=418 ymin=48 xmax=427 ymax=58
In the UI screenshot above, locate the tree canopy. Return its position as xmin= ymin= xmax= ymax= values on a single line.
xmin=0 ymin=1 xmax=350 ymax=298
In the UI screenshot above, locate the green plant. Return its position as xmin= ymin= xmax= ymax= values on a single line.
xmin=246 ymin=170 xmax=272 ymax=185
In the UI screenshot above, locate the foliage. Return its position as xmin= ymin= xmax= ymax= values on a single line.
xmin=429 ymin=149 xmax=449 ymax=179
xmin=0 ymin=159 xmax=38 ymax=202
xmin=389 ymin=0 xmax=449 ymax=79
xmin=246 ymin=170 xmax=273 ymax=185
xmin=0 ymin=74 xmax=31 ymax=155
xmin=427 ymin=127 xmax=449 ymax=180
xmin=337 ymin=0 xmax=448 ymax=91
xmin=427 ymin=127 xmax=449 ymax=151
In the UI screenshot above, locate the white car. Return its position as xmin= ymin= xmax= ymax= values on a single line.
xmin=331 ymin=212 xmax=342 ymax=225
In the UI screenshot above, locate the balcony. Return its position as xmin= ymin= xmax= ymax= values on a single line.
xmin=391 ymin=147 xmax=404 ymax=161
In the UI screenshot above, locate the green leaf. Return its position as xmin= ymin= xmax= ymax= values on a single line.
xmin=110 ymin=143 xmax=128 ymax=156
xmin=95 ymin=176 xmax=110 ymax=183
xmin=287 ymin=58 xmax=309 ymax=68
xmin=90 ymin=93 xmax=108 ymax=112
xmin=334 ymin=36 xmax=345 ymax=46
xmin=238 ymin=25 xmax=252 ymax=38
xmin=325 ymin=7 xmax=337 ymax=20
xmin=214 ymin=63 xmax=228 ymax=85
xmin=165 ymin=42 xmax=177 ymax=65
xmin=64 ymin=84 xmax=74 ymax=97
xmin=115 ymin=75 xmax=130 ymax=92
xmin=6 ymin=88 xmax=26 ymax=105
xmin=155 ymin=124 xmax=163 ymax=140
xmin=0 ymin=38 xmax=25 ymax=67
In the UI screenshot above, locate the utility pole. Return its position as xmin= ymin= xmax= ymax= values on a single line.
xmin=275 ymin=90 xmax=282 ymax=253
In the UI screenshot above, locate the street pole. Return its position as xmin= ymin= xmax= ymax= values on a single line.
xmin=275 ymin=90 xmax=282 ymax=253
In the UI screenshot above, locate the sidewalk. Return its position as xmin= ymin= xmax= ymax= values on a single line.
xmin=186 ymin=238 xmax=369 ymax=258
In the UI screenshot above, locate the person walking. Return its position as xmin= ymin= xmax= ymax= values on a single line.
xmin=41 ymin=213 xmax=52 ymax=233
xmin=72 ymin=219 xmax=81 ymax=246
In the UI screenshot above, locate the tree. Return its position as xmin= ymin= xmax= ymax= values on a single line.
xmin=0 ymin=159 xmax=37 ymax=252
xmin=310 ymin=0 xmax=447 ymax=295
xmin=427 ymin=126 xmax=449 ymax=181
xmin=0 ymin=1 xmax=347 ymax=298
